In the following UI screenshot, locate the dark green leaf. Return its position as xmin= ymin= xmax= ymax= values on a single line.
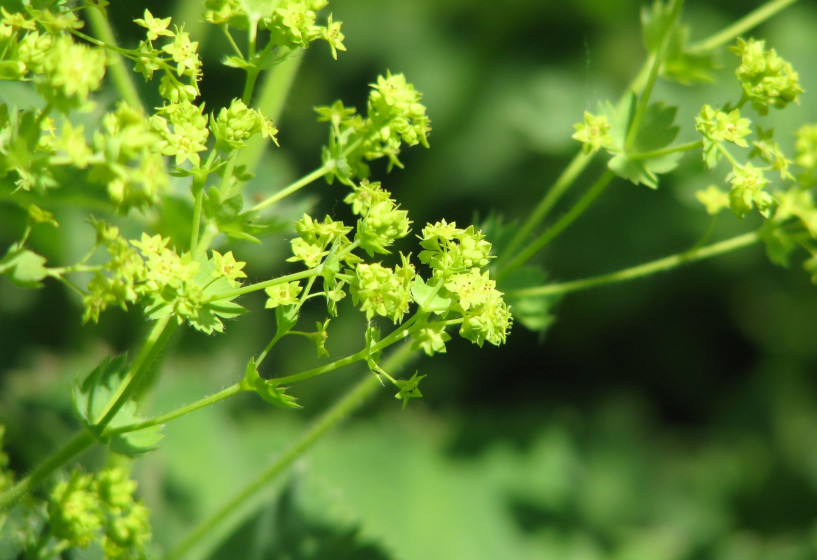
xmin=72 ymin=355 xmax=163 ymax=456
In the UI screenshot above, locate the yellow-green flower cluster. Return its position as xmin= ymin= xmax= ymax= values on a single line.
xmin=572 ymin=111 xmax=613 ymax=154
xmin=203 ymin=0 xmax=345 ymax=57
xmin=287 ymin=214 xmax=356 ymax=268
xmin=417 ymin=220 xmax=511 ymax=347
xmin=795 ymin=124 xmax=817 ymax=187
xmin=0 ymin=8 xmax=102 ymax=111
xmin=83 ymin=227 xmax=247 ymax=333
xmin=728 ymin=162 xmax=773 ymax=218
xmin=211 ymin=99 xmax=279 ymax=152
xmin=695 ymin=105 xmax=752 ymax=168
xmin=351 ymin=258 xmax=414 ymax=323
xmin=316 ymin=72 xmax=430 ymax=180
xmin=345 ymin=180 xmax=411 ymax=256
xmin=730 ymin=38 xmax=802 ymax=115
xmin=134 ymin=10 xmax=202 ymax=102
xmin=48 ymin=468 xmax=151 ymax=558
xmin=93 ymin=102 xmax=170 ymax=210
xmin=418 ymin=220 xmax=493 ymax=276
xmin=150 ymin=101 xmax=209 ymax=167
xmin=265 ymin=281 xmax=303 ymax=309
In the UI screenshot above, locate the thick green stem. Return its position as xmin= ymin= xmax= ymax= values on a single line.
xmin=164 ymin=341 xmax=419 ymax=560
xmin=498 ymin=170 xmax=616 ymax=280
xmin=690 ymin=0 xmax=800 ymax=52
xmin=0 ymin=431 xmax=95 ymax=511
xmin=85 ymin=6 xmax=144 ymax=112
xmin=94 ymin=316 xmax=177 ymax=428
xmin=507 ymin=231 xmax=760 ymax=298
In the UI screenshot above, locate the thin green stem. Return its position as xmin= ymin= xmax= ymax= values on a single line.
xmin=0 ymin=431 xmax=95 ymax=511
xmin=206 ymin=268 xmax=321 ymax=302
xmin=250 ymin=162 xmax=334 ymax=213
xmin=163 ymin=340 xmax=419 ymax=560
xmin=498 ymin=150 xmax=596 ymax=268
xmin=498 ymin=170 xmax=616 ymax=280
xmin=221 ymin=27 xmax=244 ymax=59
xmin=251 ymin=138 xmax=363 ymax=214
xmin=628 ymin=140 xmax=702 ymax=160
xmin=625 ymin=0 xmax=684 ymax=151
xmin=84 ymin=6 xmax=144 ymax=112
xmin=190 ymin=187 xmax=204 ymax=255
xmin=270 ymin=350 xmax=367 ymax=386
xmin=94 ymin=315 xmax=176 ymax=428
xmin=690 ymin=0 xmax=800 ymax=52
xmin=104 ymin=383 xmax=244 ymax=437
xmin=507 ymin=231 xmax=760 ymax=298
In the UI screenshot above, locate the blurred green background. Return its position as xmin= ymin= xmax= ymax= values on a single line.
xmin=3 ymin=0 xmax=817 ymax=558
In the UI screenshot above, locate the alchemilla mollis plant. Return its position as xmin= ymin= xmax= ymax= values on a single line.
xmin=0 ymin=0 xmax=815 ymax=557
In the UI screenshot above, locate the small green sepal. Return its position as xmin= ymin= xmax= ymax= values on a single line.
xmin=240 ymin=358 xmax=301 ymax=409
xmin=394 ymin=372 xmax=426 ymax=410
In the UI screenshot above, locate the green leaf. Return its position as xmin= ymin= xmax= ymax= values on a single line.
xmin=641 ymin=0 xmax=674 ymax=54
xmin=410 ymin=276 xmax=451 ymax=314
xmin=203 ymin=187 xmax=265 ymax=243
xmin=72 ymin=355 xmax=163 ymax=457
xmin=222 ymin=55 xmax=253 ymax=70
xmin=0 ymin=244 xmax=48 ymax=288
xmin=641 ymin=0 xmax=718 ymax=85
xmin=606 ymin=101 xmax=681 ymax=189
xmin=631 ymin=101 xmax=680 ymax=154
xmin=240 ymin=358 xmax=301 ymax=409
xmin=608 ymin=151 xmax=682 ymax=189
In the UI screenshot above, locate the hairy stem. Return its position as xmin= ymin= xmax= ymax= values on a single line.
xmin=104 ymin=384 xmax=244 ymax=437
xmin=164 ymin=340 xmax=419 ymax=560
xmin=507 ymin=231 xmax=760 ymax=298
xmin=94 ymin=315 xmax=177 ymax=428
xmin=0 ymin=431 xmax=95 ymax=511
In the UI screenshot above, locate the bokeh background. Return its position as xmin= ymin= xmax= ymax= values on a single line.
xmin=3 ymin=0 xmax=817 ymax=558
